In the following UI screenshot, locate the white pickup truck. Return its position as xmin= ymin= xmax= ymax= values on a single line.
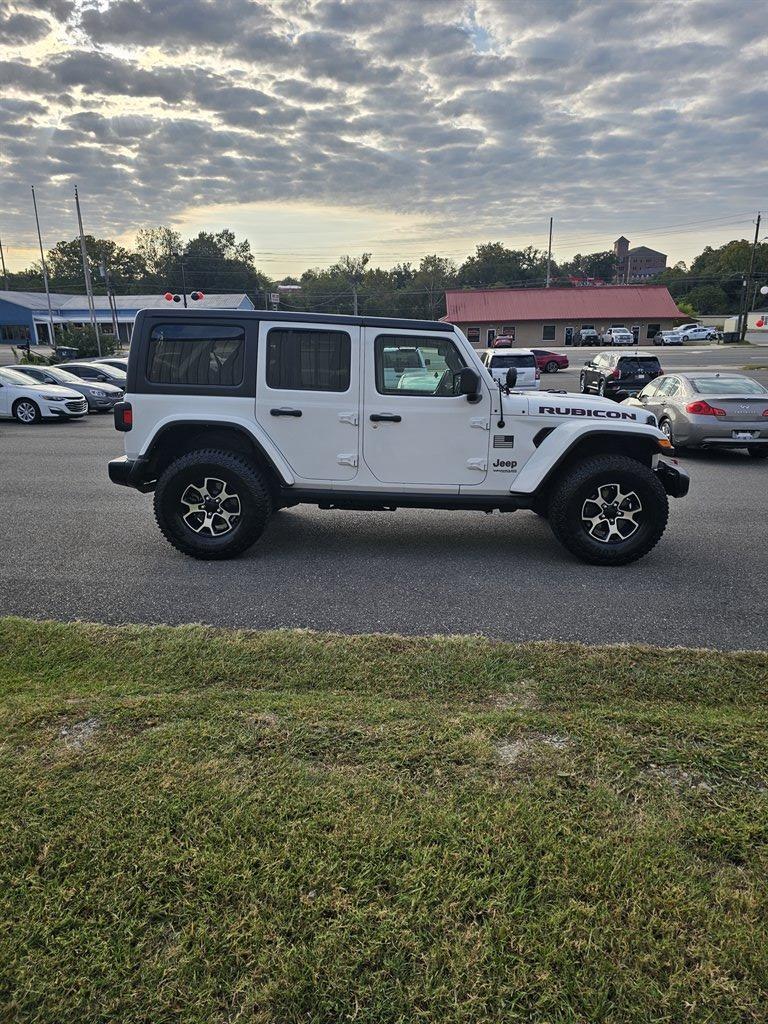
xmin=109 ymin=310 xmax=688 ymax=565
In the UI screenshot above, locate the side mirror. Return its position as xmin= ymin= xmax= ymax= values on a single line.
xmin=456 ymin=367 xmax=481 ymax=401
xmin=506 ymin=367 xmax=517 ymax=389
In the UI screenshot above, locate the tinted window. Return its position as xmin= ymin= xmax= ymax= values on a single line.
xmin=375 ymin=335 xmax=466 ymax=396
xmin=542 ymin=325 xmax=556 ymax=341
xmin=646 ymin=323 xmax=661 ymax=339
xmin=489 ymin=354 xmax=535 ymax=368
xmin=689 ymin=376 xmax=767 ymax=396
xmin=617 ymin=357 xmax=661 ymax=373
xmin=267 ymin=328 xmax=350 ymax=391
xmin=147 ymin=324 xmax=245 ymax=387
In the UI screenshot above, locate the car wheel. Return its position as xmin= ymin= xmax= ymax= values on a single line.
xmin=153 ymin=448 xmax=273 ymax=560
xmin=659 ymin=417 xmax=674 ymax=446
xmin=747 ymin=445 xmax=768 ymax=459
xmin=681 ymin=335 xmax=689 ymax=343
xmin=547 ymin=455 xmax=669 ymax=566
xmin=545 ymin=360 xmax=559 ymax=373
xmin=13 ymin=398 xmax=41 ymax=424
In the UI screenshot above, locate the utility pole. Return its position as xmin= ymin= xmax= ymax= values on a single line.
xmin=74 ymin=185 xmax=102 ymax=356
xmin=100 ymin=257 xmax=120 ymax=341
xmin=180 ymin=261 xmax=188 ymax=307
xmin=740 ymin=212 xmax=761 ymax=342
xmin=31 ymin=186 xmax=57 ymax=348
xmin=546 ymin=217 xmax=553 ymax=288
xmin=0 ymin=234 xmax=8 ymax=290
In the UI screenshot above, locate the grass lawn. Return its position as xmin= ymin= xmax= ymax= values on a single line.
xmin=1 ymin=617 xmax=767 ymax=1023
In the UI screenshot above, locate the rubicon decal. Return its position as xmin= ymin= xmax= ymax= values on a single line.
xmin=538 ymin=406 xmax=638 ymax=420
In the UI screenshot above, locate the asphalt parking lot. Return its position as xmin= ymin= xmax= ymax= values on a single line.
xmin=1 ymin=344 xmax=766 ymax=650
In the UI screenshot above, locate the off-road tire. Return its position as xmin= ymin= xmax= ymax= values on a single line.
xmin=153 ymin=448 xmax=272 ymax=560
xmin=548 ymin=454 xmax=669 ymax=565
xmin=747 ymin=445 xmax=768 ymax=459
xmin=13 ymin=398 xmax=41 ymax=424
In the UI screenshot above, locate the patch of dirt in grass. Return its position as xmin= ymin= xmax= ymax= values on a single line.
xmin=496 ymin=731 xmax=571 ymax=765
xmin=58 ymin=717 xmax=102 ymax=750
xmin=646 ymin=763 xmax=716 ymax=793
xmin=492 ymin=679 xmax=543 ymax=711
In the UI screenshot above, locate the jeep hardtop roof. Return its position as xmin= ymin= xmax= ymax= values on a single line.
xmin=133 ymin=307 xmax=454 ymax=333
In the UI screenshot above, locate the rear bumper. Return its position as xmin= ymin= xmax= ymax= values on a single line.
xmin=108 ymin=455 xmax=154 ymax=492
xmin=656 ymin=459 xmax=690 ymax=498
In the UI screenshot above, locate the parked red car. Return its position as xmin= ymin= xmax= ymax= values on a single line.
xmin=531 ymin=349 xmax=569 ymax=373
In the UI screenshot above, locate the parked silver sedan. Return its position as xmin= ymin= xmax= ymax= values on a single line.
xmin=623 ymin=372 xmax=768 ymax=457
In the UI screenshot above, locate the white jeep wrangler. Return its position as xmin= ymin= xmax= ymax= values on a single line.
xmin=109 ymin=310 xmax=689 ymax=565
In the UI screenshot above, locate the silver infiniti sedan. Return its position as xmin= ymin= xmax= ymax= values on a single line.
xmin=623 ymin=372 xmax=768 ymax=458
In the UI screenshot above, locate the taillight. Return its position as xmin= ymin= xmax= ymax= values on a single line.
xmin=114 ymin=400 xmax=132 ymax=431
xmin=535 ymin=368 xmax=541 ymax=379
xmin=686 ymin=400 xmax=726 ymax=417
xmin=763 ymin=408 xmax=768 ymax=417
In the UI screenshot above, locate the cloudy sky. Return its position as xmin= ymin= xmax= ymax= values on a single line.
xmin=1 ymin=0 xmax=766 ymax=276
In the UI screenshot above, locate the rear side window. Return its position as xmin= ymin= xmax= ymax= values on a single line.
xmin=147 ymin=323 xmax=245 ymax=387
xmin=267 ymin=328 xmax=350 ymax=391
xmin=490 ymin=354 xmax=535 ymax=368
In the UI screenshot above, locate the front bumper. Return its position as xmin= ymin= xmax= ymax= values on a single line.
xmin=45 ymin=399 xmax=88 ymax=418
xmin=656 ymin=459 xmax=690 ymax=498
xmin=108 ymin=455 xmax=154 ymax=492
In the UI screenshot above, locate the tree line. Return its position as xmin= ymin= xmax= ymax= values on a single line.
xmin=4 ymin=226 xmax=766 ymax=319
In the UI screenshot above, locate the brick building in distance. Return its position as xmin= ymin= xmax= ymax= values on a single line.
xmin=613 ymin=236 xmax=667 ymax=283
xmin=443 ymin=284 xmax=684 ymax=348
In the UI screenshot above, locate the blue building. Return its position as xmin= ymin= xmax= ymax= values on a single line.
xmin=0 ymin=291 xmax=255 ymax=347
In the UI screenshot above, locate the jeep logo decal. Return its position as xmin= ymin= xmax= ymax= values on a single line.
xmin=538 ymin=406 xmax=637 ymax=420
xmin=492 ymin=458 xmax=517 ymax=471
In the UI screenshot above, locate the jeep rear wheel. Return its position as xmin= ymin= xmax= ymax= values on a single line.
xmin=154 ymin=449 xmax=272 ymax=559
xmin=547 ymin=454 xmax=669 ymax=565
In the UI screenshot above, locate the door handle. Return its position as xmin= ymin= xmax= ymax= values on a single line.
xmin=270 ymin=408 xmax=302 ymax=417
xmin=370 ymin=413 xmax=401 ymax=422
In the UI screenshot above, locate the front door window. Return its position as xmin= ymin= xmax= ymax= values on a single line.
xmin=364 ymin=332 xmax=490 ymax=488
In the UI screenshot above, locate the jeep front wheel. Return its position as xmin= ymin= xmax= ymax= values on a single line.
xmin=153 ymin=449 xmax=272 ymax=559
xmin=547 ymin=455 xmax=669 ymax=565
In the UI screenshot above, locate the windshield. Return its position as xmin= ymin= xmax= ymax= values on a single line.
xmin=0 ymin=367 xmax=39 ymax=385
xmin=45 ymin=366 xmax=83 ymax=384
xmin=690 ymin=376 xmax=767 ymax=396
xmin=490 ymin=354 xmax=535 ymax=368
xmin=618 ymin=358 xmax=661 ymax=372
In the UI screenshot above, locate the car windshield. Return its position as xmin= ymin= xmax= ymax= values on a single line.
xmin=618 ymin=358 xmax=661 ymax=372
xmin=0 ymin=367 xmax=38 ymax=385
xmin=689 ymin=376 xmax=767 ymax=395
xmin=490 ymin=354 xmax=535 ymax=368
xmin=45 ymin=367 xmax=83 ymax=384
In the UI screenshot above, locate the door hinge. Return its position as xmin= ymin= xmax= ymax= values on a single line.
xmin=466 ymin=458 xmax=487 ymax=471
xmin=470 ymin=416 xmax=490 ymax=430
xmin=338 ymin=411 xmax=358 ymax=426
xmin=337 ymin=453 xmax=358 ymax=467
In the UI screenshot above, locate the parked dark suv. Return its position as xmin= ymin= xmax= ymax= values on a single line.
xmin=580 ymin=351 xmax=663 ymax=400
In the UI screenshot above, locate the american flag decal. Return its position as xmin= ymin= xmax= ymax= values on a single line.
xmin=493 ymin=435 xmax=515 ymax=449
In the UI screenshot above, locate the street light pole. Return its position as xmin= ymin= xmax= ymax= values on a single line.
xmin=31 ymin=186 xmax=57 ymax=348
xmin=740 ymin=212 xmax=761 ymax=342
xmin=0 ymin=235 xmax=8 ymax=290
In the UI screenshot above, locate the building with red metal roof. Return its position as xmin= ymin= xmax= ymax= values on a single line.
xmin=444 ymin=285 xmax=685 ymax=348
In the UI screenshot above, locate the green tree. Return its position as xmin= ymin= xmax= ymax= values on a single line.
xmin=683 ymin=284 xmax=729 ymax=314
xmin=456 ymin=243 xmax=549 ymax=289
xmin=560 ymin=251 xmax=616 ymax=282
xmin=45 ymin=236 xmax=143 ymax=291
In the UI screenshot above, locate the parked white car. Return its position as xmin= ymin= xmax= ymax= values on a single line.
xmin=603 ymin=328 xmax=636 ymax=346
xmin=479 ymin=348 xmax=540 ymax=389
xmin=653 ymin=330 xmax=684 ymax=346
xmin=674 ymin=324 xmax=719 ymax=342
xmin=0 ymin=366 xmax=88 ymax=423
